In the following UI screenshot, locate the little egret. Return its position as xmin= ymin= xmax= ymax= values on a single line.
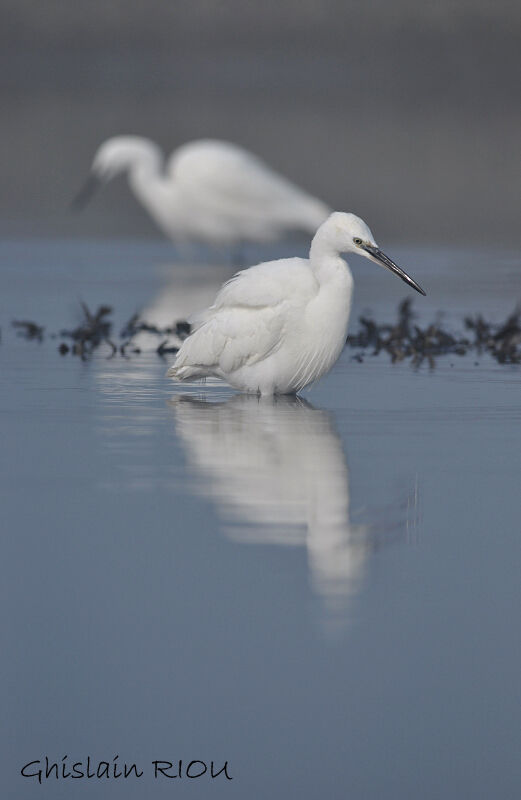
xmin=166 ymin=212 xmax=426 ymax=395
xmin=73 ymin=136 xmax=331 ymax=247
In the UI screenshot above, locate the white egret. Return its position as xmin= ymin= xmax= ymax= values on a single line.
xmin=166 ymin=212 xmax=426 ymax=395
xmin=73 ymin=136 xmax=331 ymax=247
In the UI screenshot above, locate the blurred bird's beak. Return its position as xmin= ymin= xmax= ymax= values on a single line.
xmin=362 ymin=244 xmax=426 ymax=296
xmin=70 ymin=173 xmax=101 ymax=211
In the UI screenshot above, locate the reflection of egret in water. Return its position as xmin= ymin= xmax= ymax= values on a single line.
xmin=169 ymin=394 xmax=418 ymax=626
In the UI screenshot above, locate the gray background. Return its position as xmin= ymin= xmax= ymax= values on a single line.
xmin=1 ymin=0 xmax=520 ymax=243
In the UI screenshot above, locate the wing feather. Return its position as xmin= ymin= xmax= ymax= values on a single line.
xmin=173 ymin=257 xmax=317 ymax=378
xmin=173 ymin=305 xmax=286 ymax=375
xmin=213 ymin=257 xmax=317 ymax=310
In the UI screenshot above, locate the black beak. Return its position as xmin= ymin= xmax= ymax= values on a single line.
xmin=362 ymin=244 xmax=426 ymax=296
xmin=70 ymin=173 xmax=101 ymax=211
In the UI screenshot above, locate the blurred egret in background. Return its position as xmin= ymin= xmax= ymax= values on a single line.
xmin=167 ymin=212 xmax=426 ymax=395
xmin=73 ymin=136 xmax=331 ymax=250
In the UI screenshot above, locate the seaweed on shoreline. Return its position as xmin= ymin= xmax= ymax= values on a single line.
xmin=346 ymin=299 xmax=521 ymax=366
xmin=12 ymin=320 xmax=45 ymax=341
xmin=464 ymin=308 xmax=521 ymax=364
xmin=6 ymin=300 xmax=521 ymax=367
xmin=119 ymin=313 xmax=190 ymax=341
xmin=346 ymin=299 xmax=471 ymax=367
xmin=59 ymin=303 xmax=115 ymax=359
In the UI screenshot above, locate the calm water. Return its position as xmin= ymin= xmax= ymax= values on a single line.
xmin=2 ymin=241 xmax=521 ymax=799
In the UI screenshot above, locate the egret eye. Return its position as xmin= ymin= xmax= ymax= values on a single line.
xmin=353 ymin=237 xmax=363 ymax=246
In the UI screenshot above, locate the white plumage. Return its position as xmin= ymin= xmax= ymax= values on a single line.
xmin=167 ymin=212 xmax=426 ymax=395
xmin=75 ymin=136 xmax=331 ymax=246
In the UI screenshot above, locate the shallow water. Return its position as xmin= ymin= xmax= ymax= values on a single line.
xmin=2 ymin=241 xmax=521 ymax=799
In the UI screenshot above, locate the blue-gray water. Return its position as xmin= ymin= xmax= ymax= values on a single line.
xmin=2 ymin=241 xmax=521 ymax=799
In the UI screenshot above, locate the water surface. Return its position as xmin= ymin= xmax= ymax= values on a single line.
xmin=2 ymin=241 xmax=521 ymax=799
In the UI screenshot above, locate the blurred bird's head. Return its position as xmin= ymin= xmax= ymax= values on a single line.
xmin=71 ymin=136 xmax=163 ymax=210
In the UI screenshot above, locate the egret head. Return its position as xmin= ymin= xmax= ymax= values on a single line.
xmin=71 ymin=136 xmax=162 ymax=210
xmin=325 ymin=212 xmax=426 ymax=296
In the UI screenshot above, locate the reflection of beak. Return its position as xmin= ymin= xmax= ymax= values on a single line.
xmin=362 ymin=244 xmax=426 ymax=296
xmin=70 ymin=173 xmax=101 ymax=211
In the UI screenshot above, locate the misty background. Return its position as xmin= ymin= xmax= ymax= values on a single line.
xmin=1 ymin=0 xmax=519 ymax=244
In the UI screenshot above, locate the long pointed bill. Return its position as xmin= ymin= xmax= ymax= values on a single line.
xmin=363 ymin=244 xmax=426 ymax=296
xmin=70 ymin=173 xmax=102 ymax=211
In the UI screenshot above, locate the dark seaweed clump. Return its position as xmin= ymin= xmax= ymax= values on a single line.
xmin=119 ymin=314 xmax=190 ymax=357
xmin=346 ymin=299 xmax=521 ymax=367
xmin=48 ymin=303 xmax=188 ymax=359
xmin=12 ymin=320 xmax=45 ymax=341
xmin=464 ymin=309 xmax=521 ymax=364
xmin=54 ymin=303 xmax=190 ymax=359
xmin=6 ymin=299 xmax=521 ymax=367
xmin=59 ymin=303 xmax=115 ymax=358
